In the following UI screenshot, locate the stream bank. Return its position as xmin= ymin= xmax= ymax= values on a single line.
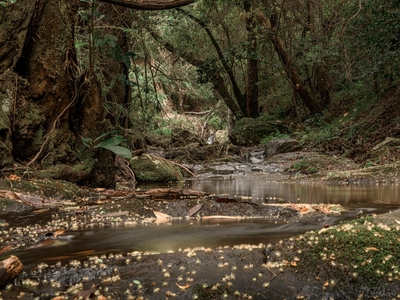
xmin=0 ymin=148 xmax=400 ymax=299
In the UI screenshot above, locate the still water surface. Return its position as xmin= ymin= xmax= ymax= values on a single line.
xmin=4 ymin=178 xmax=400 ymax=268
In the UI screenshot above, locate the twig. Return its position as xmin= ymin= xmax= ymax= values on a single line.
xmin=267 ymin=267 xmax=277 ymax=283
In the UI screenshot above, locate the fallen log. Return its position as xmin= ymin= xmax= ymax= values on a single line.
xmin=140 ymin=188 xmax=207 ymax=200
xmin=0 ymin=255 xmax=23 ymax=287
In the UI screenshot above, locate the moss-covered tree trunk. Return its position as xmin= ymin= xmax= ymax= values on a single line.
xmin=0 ymin=0 xmax=115 ymax=187
xmin=0 ymin=0 xmax=198 ymax=187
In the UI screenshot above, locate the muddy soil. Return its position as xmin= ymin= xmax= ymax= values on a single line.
xmin=1 ymin=150 xmax=400 ymax=299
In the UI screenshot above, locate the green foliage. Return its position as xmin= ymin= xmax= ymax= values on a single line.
xmin=0 ymin=0 xmax=16 ymax=7
xmin=82 ymin=131 xmax=132 ymax=159
xmin=290 ymin=158 xmax=317 ymax=174
xmin=260 ymin=130 xmax=290 ymax=145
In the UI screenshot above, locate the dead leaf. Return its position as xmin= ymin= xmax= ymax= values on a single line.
xmin=153 ymin=210 xmax=172 ymax=219
xmin=320 ymin=207 xmax=330 ymax=214
xmin=53 ymin=230 xmax=65 ymax=237
xmin=73 ymin=286 xmax=97 ymax=299
xmin=187 ymin=203 xmax=203 ymax=216
xmin=323 ymin=281 xmax=329 ymax=287
xmin=9 ymin=174 xmax=21 ymax=181
xmin=0 ymin=245 xmax=13 ymax=254
xmin=176 ymin=282 xmax=190 ymax=291
xmin=165 ymin=290 xmax=177 ymax=297
xmin=290 ymin=261 xmax=297 ymax=267
xmin=300 ymin=206 xmax=309 ymax=214
xmin=394 ymin=219 xmax=400 ymax=224
xmin=365 ymin=247 xmax=379 ymax=252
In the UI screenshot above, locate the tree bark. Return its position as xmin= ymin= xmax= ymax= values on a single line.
xmin=97 ymin=3 xmax=133 ymax=128
xmin=0 ymin=255 xmax=23 ymax=287
xmin=244 ymin=0 xmax=259 ymax=118
xmin=98 ymin=0 xmax=196 ymax=10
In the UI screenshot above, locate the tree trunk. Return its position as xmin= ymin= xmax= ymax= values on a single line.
xmin=144 ymin=19 xmax=245 ymax=120
xmin=244 ymin=0 xmax=259 ymax=118
xmin=177 ymin=9 xmax=246 ymax=118
xmin=253 ymin=4 xmax=322 ymax=115
xmin=97 ymin=3 xmax=133 ymax=128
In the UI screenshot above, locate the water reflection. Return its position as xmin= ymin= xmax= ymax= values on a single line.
xmin=138 ymin=178 xmax=400 ymax=205
xmin=3 ymin=178 xmax=400 ymax=268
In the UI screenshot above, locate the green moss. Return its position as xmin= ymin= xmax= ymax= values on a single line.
xmin=130 ymin=154 xmax=183 ymax=182
xmin=292 ymin=217 xmax=400 ymax=288
xmin=0 ymin=179 xmax=85 ymax=199
xmin=289 ymin=158 xmax=318 ymax=174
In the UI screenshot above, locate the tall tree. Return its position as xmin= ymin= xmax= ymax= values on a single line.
xmin=251 ymin=1 xmax=322 ymax=114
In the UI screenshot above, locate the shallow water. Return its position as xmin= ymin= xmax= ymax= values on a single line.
xmin=2 ymin=178 xmax=400 ymax=268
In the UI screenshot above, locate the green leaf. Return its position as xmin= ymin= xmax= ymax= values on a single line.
xmin=95 ymin=136 xmax=123 ymax=148
xmin=93 ymin=130 xmax=119 ymax=142
xmin=102 ymin=145 xmax=132 ymax=159
xmin=81 ymin=137 xmax=93 ymax=148
xmin=107 ymin=40 xmax=116 ymax=48
xmin=133 ymin=280 xmax=140 ymax=285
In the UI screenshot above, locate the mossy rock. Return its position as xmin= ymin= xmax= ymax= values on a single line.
xmin=229 ymin=116 xmax=287 ymax=146
xmin=130 ymin=154 xmax=183 ymax=182
xmin=0 ymin=179 xmax=87 ymax=199
xmin=264 ymin=138 xmax=302 ymax=156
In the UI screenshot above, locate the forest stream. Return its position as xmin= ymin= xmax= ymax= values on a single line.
xmin=1 ymin=178 xmax=399 ymax=273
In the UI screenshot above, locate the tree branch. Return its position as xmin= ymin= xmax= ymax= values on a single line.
xmin=98 ymin=0 xmax=196 ymax=10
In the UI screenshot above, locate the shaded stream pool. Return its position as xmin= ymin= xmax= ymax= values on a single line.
xmin=2 ymin=178 xmax=400 ymax=269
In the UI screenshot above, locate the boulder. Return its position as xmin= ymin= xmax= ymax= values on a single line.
xmin=265 ymin=138 xmax=302 ymax=156
xmin=229 ymin=116 xmax=287 ymax=146
xmin=129 ymin=154 xmax=183 ymax=182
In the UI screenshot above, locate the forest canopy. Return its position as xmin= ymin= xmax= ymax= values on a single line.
xmin=0 ymin=0 xmax=399 ymax=186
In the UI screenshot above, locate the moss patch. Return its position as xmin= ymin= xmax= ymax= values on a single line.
xmin=285 ymin=217 xmax=400 ymax=290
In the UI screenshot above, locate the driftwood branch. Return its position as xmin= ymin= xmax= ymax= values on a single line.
xmin=98 ymin=0 xmax=196 ymax=10
xmin=0 ymin=255 xmax=23 ymax=287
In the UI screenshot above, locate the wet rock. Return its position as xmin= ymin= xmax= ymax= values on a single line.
xmin=229 ymin=116 xmax=287 ymax=146
xmin=264 ymin=138 xmax=302 ymax=157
